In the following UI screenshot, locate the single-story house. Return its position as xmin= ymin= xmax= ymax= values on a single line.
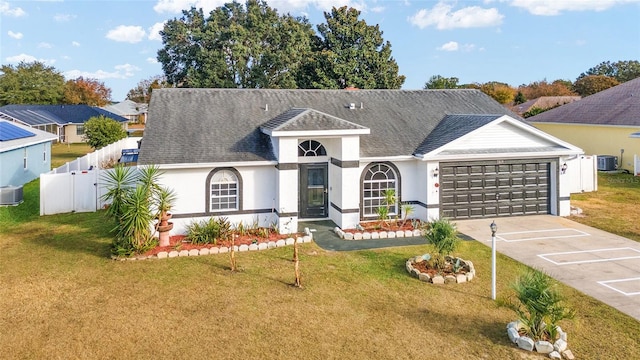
xmin=0 ymin=104 xmax=128 ymax=144
xmin=529 ymin=77 xmax=640 ymax=172
xmin=511 ymin=96 xmax=581 ymax=116
xmin=0 ymin=119 xmax=57 ymax=188
xmin=139 ymin=88 xmax=584 ymax=234
xmin=103 ymin=100 xmax=147 ymax=124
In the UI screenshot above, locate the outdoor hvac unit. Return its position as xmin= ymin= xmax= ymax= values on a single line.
xmin=597 ymin=155 xmax=618 ymax=171
xmin=0 ymin=185 xmax=24 ymax=206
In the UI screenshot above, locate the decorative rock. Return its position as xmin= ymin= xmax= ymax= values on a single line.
xmin=549 ymin=351 xmax=562 ymax=359
xmin=232 ymin=245 xmax=239 ymax=252
xmin=157 ymin=251 xmax=168 ymax=259
xmin=285 ymin=237 xmax=295 ymax=245
xmin=275 ymin=239 xmax=286 ymax=247
xmin=168 ymin=251 xmax=179 ymax=258
xmin=371 ymin=232 xmax=380 ymax=239
xmin=535 ymin=340 xmax=554 ymax=354
xmin=410 ymin=268 xmax=420 ymax=278
xmin=387 ymin=231 xmax=396 ymax=238
xmin=267 ymin=241 xmax=276 ymax=249
xmin=507 ymin=320 xmax=523 ymax=330
xmin=344 ymin=232 xmax=354 ymax=240
xmin=362 ymin=232 xmax=371 ymax=240
xmin=210 ymin=247 xmax=220 ymax=254
xmin=302 ymin=235 xmax=312 ymax=243
xmin=418 ymin=273 xmax=431 ymax=282
xmin=199 ymin=248 xmax=210 ymax=256
xmin=516 ymin=336 xmax=535 ymax=351
xmin=179 ymin=250 xmax=189 ymax=257
xmin=456 ymin=274 xmax=467 ymax=283
xmin=405 ymin=261 xmax=413 ymax=273
xmin=219 ymin=246 xmax=229 ymax=253
xmin=297 ymin=237 xmax=304 ymax=244
xmin=353 ymin=232 xmax=363 ymax=240
xmin=395 ymin=230 xmax=404 ymax=238
xmin=335 ymin=229 xmax=345 ymax=238
xmin=304 ymin=227 xmax=310 ymax=236
xmin=188 ymin=249 xmax=199 ymax=256
xmin=248 ymin=244 xmax=258 ymax=251
xmin=444 ymin=274 xmax=457 ymax=284
xmin=561 ymin=350 xmax=574 ymax=360
xmin=507 ymin=327 xmax=519 ymax=343
xmin=466 ymin=272 xmax=474 ymax=282
xmin=412 ymin=229 xmax=421 ymax=237
xmin=413 ymin=256 xmax=424 ymax=263
xmin=258 ymin=243 xmax=268 ymax=250
xmin=239 ymin=244 xmax=249 ymax=252
xmin=554 ymin=339 xmax=567 ymax=353
xmin=379 ymin=231 xmax=388 ymax=239
xmin=431 ymin=275 xmax=445 ymax=284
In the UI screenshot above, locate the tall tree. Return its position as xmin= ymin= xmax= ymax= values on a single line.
xmin=157 ymin=1 xmax=315 ymax=89
xmin=127 ymin=75 xmax=170 ymax=103
xmin=0 ymin=61 xmax=65 ymax=105
xmin=579 ymin=60 xmax=640 ymax=83
xmin=63 ymin=77 xmax=112 ymax=106
xmin=573 ymin=75 xmax=619 ymax=97
xmin=311 ymin=6 xmax=405 ymax=89
xmin=424 ymin=75 xmax=459 ymax=89
xmin=518 ymin=79 xmax=577 ymax=100
xmin=478 ymin=81 xmax=516 ymax=104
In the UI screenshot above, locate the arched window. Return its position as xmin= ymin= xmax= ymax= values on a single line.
xmin=298 ymin=140 xmax=327 ymax=157
xmin=206 ymin=168 xmax=241 ymax=212
xmin=362 ymin=163 xmax=399 ymax=217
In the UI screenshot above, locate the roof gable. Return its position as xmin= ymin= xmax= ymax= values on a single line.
xmin=261 ymin=108 xmax=369 ymax=136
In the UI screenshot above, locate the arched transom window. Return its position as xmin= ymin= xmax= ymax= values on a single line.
xmin=362 ymin=163 xmax=398 ymax=217
xmin=298 ymin=140 xmax=327 ymax=157
xmin=210 ymin=169 xmax=239 ymax=212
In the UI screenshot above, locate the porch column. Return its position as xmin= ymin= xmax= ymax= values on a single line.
xmin=330 ymin=136 xmax=361 ymax=229
xmin=275 ymin=138 xmax=299 ymax=234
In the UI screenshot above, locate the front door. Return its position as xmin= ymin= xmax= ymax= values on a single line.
xmin=299 ymin=164 xmax=328 ymax=218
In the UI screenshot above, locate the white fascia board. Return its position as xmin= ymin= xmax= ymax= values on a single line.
xmin=502 ymin=116 xmax=584 ymax=152
xmin=146 ymin=161 xmax=278 ymax=170
xmin=420 ymin=149 xmax=584 ymax=162
xmin=267 ymin=129 xmax=370 ymax=137
xmin=0 ymin=138 xmax=56 ymax=153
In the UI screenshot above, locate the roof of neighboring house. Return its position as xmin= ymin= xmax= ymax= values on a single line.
xmin=0 ymin=104 xmax=128 ymax=127
xmin=102 ymin=100 xmax=147 ymax=116
xmin=512 ymin=96 xmax=581 ymax=115
xmin=0 ymin=119 xmax=57 ymax=153
xmin=139 ymin=88 xmax=523 ymax=165
xmin=528 ymin=77 xmax=640 ymax=125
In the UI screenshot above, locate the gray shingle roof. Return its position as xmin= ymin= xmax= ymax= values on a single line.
xmin=139 ymin=88 xmax=519 ymax=165
xmin=0 ymin=104 xmax=128 ymax=126
xmin=414 ymin=114 xmax=503 ymax=155
xmin=261 ymin=108 xmax=369 ymax=132
xmin=512 ymin=96 xmax=581 ymax=115
xmin=528 ymin=77 xmax=640 ymax=125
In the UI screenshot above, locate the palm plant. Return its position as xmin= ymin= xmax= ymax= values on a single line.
xmin=118 ymin=185 xmax=155 ymax=252
xmin=100 ymin=165 xmax=137 ymax=223
xmin=423 ymin=218 xmax=460 ymax=270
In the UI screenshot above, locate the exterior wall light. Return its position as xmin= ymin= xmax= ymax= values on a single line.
xmin=561 ymin=163 xmax=568 ymax=174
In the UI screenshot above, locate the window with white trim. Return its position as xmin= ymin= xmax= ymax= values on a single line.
xmin=298 ymin=140 xmax=326 ymax=157
xmin=23 ymin=148 xmax=27 ymax=170
xmin=362 ymin=163 xmax=398 ymax=217
xmin=209 ymin=169 xmax=239 ymax=212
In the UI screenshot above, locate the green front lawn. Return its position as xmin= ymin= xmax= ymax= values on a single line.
xmin=0 ymin=179 xmax=639 ymax=358
xmin=51 ymin=142 xmax=93 ymax=169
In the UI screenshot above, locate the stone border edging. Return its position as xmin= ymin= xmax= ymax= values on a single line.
xmin=506 ymin=321 xmax=574 ymax=359
xmin=405 ymin=255 xmax=475 ymax=284
xmin=112 ymin=232 xmax=313 ymax=261
xmin=334 ymin=227 xmax=422 ymax=240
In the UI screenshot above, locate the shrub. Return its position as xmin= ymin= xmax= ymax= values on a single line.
xmin=186 ymin=217 xmax=232 ymax=245
xmin=423 ymin=218 xmax=460 ymax=271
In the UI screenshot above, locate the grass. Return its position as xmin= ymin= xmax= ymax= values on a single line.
xmin=51 ymin=142 xmax=93 ymax=169
xmin=1 ymin=178 xmax=639 ymax=358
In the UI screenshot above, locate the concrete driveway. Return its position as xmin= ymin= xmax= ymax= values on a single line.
xmin=456 ymin=215 xmax=640 ymax=321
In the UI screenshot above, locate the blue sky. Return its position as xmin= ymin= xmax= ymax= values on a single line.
xmin=2 ymin=0 xmax=639 ymax=101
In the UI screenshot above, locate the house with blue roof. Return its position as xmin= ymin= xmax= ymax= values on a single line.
xmin=139 ymin=88 xmax=586 ymax=234
xmin=0 ymin=104 xmax=129 ymax=144
xmin=0 ymin=119 xmax=57 ymax=187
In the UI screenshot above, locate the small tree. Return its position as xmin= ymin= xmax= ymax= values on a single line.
xmin=83 ymin=115 xmax=127 ymax=149
xmin=423 ymin=218 xmax=460 ymax=270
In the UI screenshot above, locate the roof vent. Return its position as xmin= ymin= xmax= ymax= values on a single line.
xmin=349 ymin=103 xmax=356 ymax=110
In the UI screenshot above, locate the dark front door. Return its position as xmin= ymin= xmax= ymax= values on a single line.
xmin=299 ymin=164 xmax=328 ymax=218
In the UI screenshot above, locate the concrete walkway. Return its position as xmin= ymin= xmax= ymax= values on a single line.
xmin=456 ymin=215 xmax=640 ymax=321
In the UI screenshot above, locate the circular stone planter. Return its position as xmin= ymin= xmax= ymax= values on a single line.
xmin=405 ymin=255 xmax=475 ymax=284
xmin=506 ymin=321 xmax=573 ymax=358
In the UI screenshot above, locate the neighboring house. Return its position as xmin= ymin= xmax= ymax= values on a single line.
xmin=511 ymin=96 xmax=581 ymax=116
xmin=0 ymin=104 xmax=128 ymax=144
xmin=103 ymin=99 xmax=148 ymax=124
xmin=0 ymin=119 xmax=57 ymax=187
xmin=139 ymin=88 xmax=583 ymax=234
xmin=529 ymin=78 xmax=640 ymax=172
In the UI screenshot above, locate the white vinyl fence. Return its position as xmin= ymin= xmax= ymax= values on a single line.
xmin=635 ymin=154 xmax=640 ymax=176
xmin=566 ymin=155 xmax=598 ymax=193
xmin=40 ymin=137 xmax=141 ymax=215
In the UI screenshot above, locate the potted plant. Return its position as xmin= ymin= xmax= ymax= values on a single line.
xmin=155 ymin=186 xmax=176 ymax=246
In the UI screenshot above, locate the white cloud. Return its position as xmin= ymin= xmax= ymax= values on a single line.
xmin=54 ymin=13 xmax=76 ymax=22
xmin=106 ymin=25 xmax=146 ymax=43
xmin=64 ymin=63 xmax=141 ymax=80
xmin=8 ymin=30 xmax=22 ymax=39
xmin=38 ymin=42 xmax=53 ymax=49
xmin=148 ymin=22 xmax=166 ymax=41
xmin=5 ymin=53 xmax=56 ymax=65
xmin=439 ymin=41 xmax=459 ymax=51
xmin=61 ymin=55 xmax=71 ymax=60
xmin=147 ymin=57 xmax=158 ymax=64
xmin=409 ymin=2 xmax=504 ymax=30
xmin=508 ymin=0 xmax=640 ymax=16
xmin=72 ymin=41 xmax=80 ymax=47
xmin=0 ymin=1 xmax=26 ymax=17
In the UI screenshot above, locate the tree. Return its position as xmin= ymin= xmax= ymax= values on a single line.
xmin=83 ymin=115 xmax=127 ymax=149
xmin=0 ymin=61 xmax=65 ymax=105
xmin=579 ymin=60 xmax=640 ymax=83
xmin=310 ymin=6 xmax=405 ymax=89
xmin=573 ymin=75 xmax=619 ymax=97
xmin=424 ymin=75 xmax=459 ymax=89
xmin=478 ymin=81 xmax=516 ymax=104
xmin=513 ymin=91 xmax=526 ymax=105
xmin=157 ymin=1 xmax=316 ymax=89
xmin=63 ymin=77 xmax=112 ymax=106
xmin=127 ymin=75 xmax=170 ymax=103
xmin=518 ymin=79 xmax=576 ymax=100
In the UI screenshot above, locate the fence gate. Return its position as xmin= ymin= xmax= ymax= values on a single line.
xmin=40 ymin=171 xmax=97 ymax=215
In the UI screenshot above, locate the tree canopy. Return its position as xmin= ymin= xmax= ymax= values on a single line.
xmin=83 ymin=115 xmax=127 ymax=149
xmin=423 ymin=75 xmax=459 ymax=89
xmin=579 ymin=60 xmax=640 ymax=83
xmin=127 ymin=75 xmax=171 ymax=103
xmin=0 ymin=61 xmax=65 ymax=105
xmin=64 ymin=77 xmax=112 ymax=106
xmin=573 ymin=75 xmax=620 ymax=97
xmin=157 ymin=1 xmax=404 ymax=89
